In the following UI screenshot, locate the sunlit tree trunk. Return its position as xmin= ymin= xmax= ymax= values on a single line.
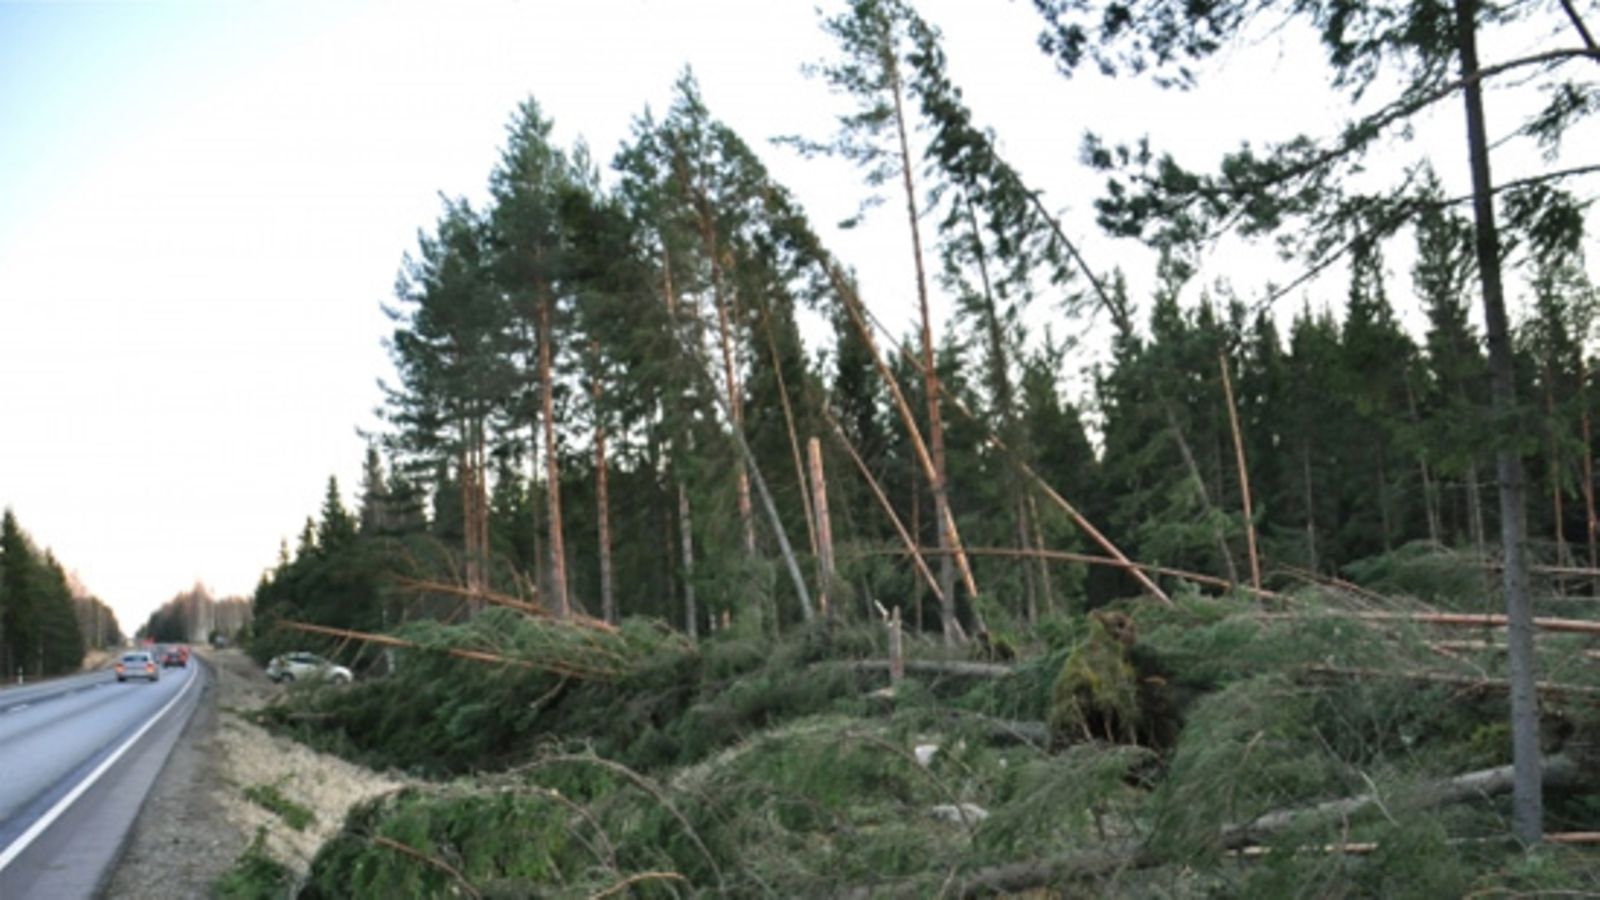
xmin=888 ymin=41 xmax=961 ymax=642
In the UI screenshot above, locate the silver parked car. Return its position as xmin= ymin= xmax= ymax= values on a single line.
xmin=266 ymin=652 xmax=353 ymax=685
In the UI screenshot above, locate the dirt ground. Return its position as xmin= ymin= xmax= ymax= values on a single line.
xmin=101 ymin=647 xmax=403 ymax=898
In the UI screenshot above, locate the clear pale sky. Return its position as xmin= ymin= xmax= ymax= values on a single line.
xmin=4 ymin=0 xmax=1561 ymax=633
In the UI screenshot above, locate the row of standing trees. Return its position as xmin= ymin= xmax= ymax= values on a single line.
xmin=0 ymin=509 xmax=116 ymax=677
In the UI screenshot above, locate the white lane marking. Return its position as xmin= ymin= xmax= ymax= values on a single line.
xmin=7 ymin=704 xmax=28 ymax=713
xmin=0 ymin=668 xmax=199 ymax=871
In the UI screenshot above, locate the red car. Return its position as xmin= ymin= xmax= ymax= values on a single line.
xmin=160 ymin=645 xmax=190 ymax=668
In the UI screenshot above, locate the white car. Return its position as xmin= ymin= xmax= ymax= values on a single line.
xmin=266 ymin=652 xmax=353 ymax=684
xmin=116 ymin=651 xmax=161 ymax=682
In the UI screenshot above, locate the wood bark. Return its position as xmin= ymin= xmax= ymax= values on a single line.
xmin=808 ymin=438 xmax=836 ymax=618
xmin=591 ymin=342 xmax=616 ymax=625
xmin=539 ymin=279 xmax=569 ymax=617
xmin=828 ymin=263 xmax=975 ymax=638
xmin=1219 ymin=352 xmax=1262 ymax=592
xmin=1455 ymin=0 xmax=1543 ymax=843
xmin=937 ymin=388 xmax=1173 ymax=605
xmin=887 ymin=36 xmax=961 ymax=643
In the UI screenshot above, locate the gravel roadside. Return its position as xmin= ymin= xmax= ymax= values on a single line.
xmin=101 ymin=648 xmax=403 ymax=898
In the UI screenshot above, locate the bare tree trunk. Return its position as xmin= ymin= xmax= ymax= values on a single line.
xmin=539 ymin=283 xmax=569 ymax=617
xmin=591 ymin=344 xmax=616 ymax=625
xmin=829 ymin=264 xmax=975 ymax=639
xmin=1219 ymin=352 xmax=1262 ymax=592
xmin=1455 ymin=0 xmax=1542 ymax=842
xmin=888 ymin=43 xmax=960 ymax=643
xmin=528 ymin=439 xmax=545 ymax=603
xmin=1582 ymin=359 xmax=1597 ymax=571
xmin=825 ymin=410 xmax=945 ymax=607
xmin=809 ymin=438 xmax=836 ymax=618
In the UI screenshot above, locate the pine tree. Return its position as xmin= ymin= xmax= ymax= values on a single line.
xmin=489 ymin=97 xmax=581 ymax=617
xmin=796 ymin=0 xmax=967 ymax=642
xmin=318 ymin=476 xmax=358 ymax=551
xmin=358 ymin=445 xmax=392 ymax=535
xmin=383 ymin=198 xmax=511 ymax=607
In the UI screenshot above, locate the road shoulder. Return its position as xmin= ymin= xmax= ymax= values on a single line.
xmin=102 ymin=648 xmax=402 ymax=897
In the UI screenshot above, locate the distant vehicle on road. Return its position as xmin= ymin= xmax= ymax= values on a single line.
xmin=160 ymin=645 xmax=189 ymax=668
xmin=115 ymin=651 xmax=160 ymax=682
xmin=266 ymin=652 xmax=352 ymax=685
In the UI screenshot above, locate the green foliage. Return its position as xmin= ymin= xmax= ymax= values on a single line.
xmin=0 ymin=509 xmax=84 ymax=677
xmin=1341 ymin=541 xmax=1492 ymax=609
xmin=1049 ymin=612 xmax=1140 ymax=744
xmin=214 ymin=827 xmax=296 ymax=900
xmin=243 ymin=782 xmax=316 ymax=832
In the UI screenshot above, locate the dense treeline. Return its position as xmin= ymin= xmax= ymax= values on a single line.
xmin=0 ymin=508 xmax=100 ymax=677
xmin=252 ymin=1 xmax=1598 ymax=653
xmin=243 ymin=0 xmax=1600 ymax=670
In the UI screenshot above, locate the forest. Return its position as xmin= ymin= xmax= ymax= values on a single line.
xmin=236 ymin=0 xmax=1600 ymax=895
xmin=0 ymin=508 xmax=119 ymax=677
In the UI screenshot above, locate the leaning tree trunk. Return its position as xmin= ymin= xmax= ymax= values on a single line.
xmin=967 ymin=196 xmax=1037 ymax=624
xmin=888 ymin=44 xmax=961 ymax=643
xmin=1456 ymin=0 xmax=1542 ymax=843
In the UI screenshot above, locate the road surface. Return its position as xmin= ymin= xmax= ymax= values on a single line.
xmin=0 ymin=660 xmax=204 ymax=897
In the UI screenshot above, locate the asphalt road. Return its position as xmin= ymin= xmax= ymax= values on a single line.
xmin=0 ymin=659 xmax=204 ymax=898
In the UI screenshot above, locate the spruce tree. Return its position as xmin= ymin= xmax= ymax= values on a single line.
xmin=1030 ymin=0 xmax=1600 ymax=844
